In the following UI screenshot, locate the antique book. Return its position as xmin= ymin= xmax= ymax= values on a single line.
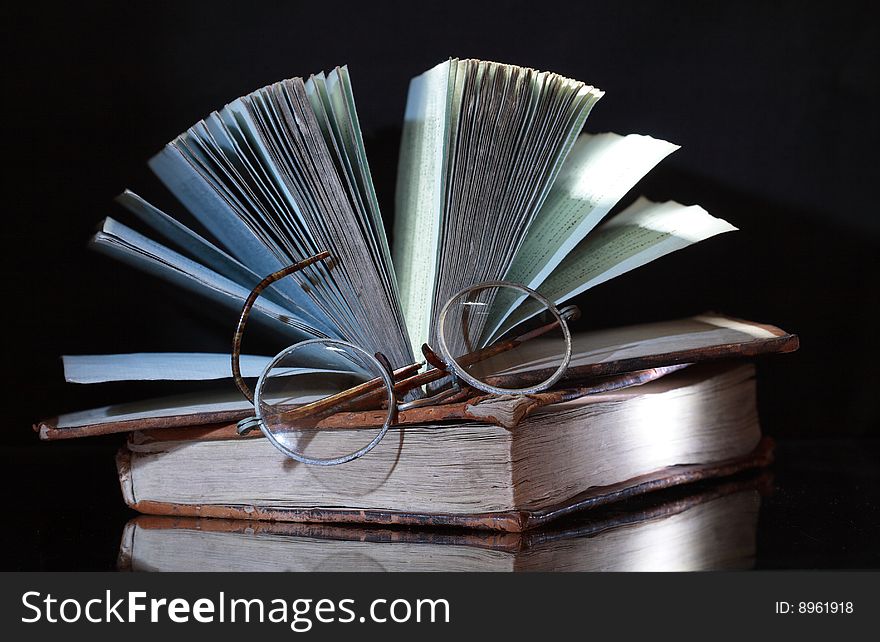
xmin=62 ymin=58 xmax=756 ymax=390
xmin=119 ymin=475 xmax=767 ymax=571
xmin=114 ymin=363 xmax=772 ymax=532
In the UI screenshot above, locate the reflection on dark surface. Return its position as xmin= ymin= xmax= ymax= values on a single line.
xmin=8 ymin=439 xmax=879 ymax=570
xmin=119 ymin=475 xmax=769 ymax=572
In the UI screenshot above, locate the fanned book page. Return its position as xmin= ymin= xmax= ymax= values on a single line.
xmin=95 ymin=67 xmax=412 ymax=368
xmin=65 ymin=58 xmax=745 ymax=397
xmin=393 ymin=59 xmax=604 ymax=356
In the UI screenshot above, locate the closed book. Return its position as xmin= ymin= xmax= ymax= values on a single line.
xmin=117 ymin=362 xmax=771 ymax=532
xmin=119 ymin=474 xmax=768 ymax=571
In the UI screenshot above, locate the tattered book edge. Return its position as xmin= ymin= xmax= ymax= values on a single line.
xmin=115 ymin=437 xmax=774 ymax=534
xmin=116 ymin=470 xmax=772 ymax=570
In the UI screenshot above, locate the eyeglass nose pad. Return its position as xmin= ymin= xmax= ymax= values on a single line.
xmin=421 ymin=343 xmax=448 ymax=370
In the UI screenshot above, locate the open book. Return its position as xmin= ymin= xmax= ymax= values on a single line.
xmin=79 ymin=58 xmax=745 ymax=388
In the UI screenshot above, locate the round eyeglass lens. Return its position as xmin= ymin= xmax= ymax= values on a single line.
xmin=253 ymin=339 xmax=395 ymax=466
xmin=437 ymin=282 xmax=571 ymax=395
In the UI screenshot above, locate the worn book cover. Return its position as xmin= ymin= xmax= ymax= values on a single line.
xmin=115 ymin=363 xmax=773 ymax=532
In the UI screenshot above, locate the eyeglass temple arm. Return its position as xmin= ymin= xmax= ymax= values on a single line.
xmin=257 ymin=301 xmax=582 ymax=421
xmin=383 ymin=303 xmax=583 ymax=403
xmin=237 ymin=358 xmax=422 ymax=435
xmin=231 ymin=251 xmax=332 ymax=403
xmin=234 ymin=364 xmax=690 ymax=435
xmin=270 ymin=355 xmax=445 ymax=428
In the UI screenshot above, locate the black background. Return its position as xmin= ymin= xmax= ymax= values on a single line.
xmin=3 ymin=1 xmax=879 ymax=569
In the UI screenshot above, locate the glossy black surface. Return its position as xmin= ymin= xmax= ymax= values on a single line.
xmin=2 ymin=438 xmax=877 ymax=570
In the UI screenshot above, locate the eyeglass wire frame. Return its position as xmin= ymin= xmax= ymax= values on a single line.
xmin=231 ymin=251 xmax=579 ymax=464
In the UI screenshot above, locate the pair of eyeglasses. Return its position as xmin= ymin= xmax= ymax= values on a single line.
xmin=231 ymin=252 xmax=684 ymax=466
